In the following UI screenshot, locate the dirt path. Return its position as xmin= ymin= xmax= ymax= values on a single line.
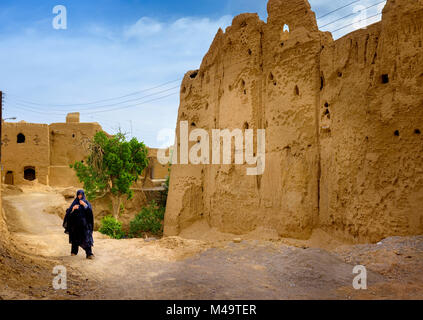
xmin=2 ymin=190 xmax=423 ymax=299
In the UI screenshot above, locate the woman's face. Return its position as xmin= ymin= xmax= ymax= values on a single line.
xmin=78 ymin=194 xmax=83 ymax=200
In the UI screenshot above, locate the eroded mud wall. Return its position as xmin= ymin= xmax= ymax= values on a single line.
xmin=165 ymin=0 xmax=329 ymax=238
xmin=164 ymin=0 xmax=423 ymax=242
xmin=319 ymin=0 xmax=423 ymax=242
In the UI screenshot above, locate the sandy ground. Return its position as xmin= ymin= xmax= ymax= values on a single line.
xmin=1 ymin=186 xmax=423 ymax=300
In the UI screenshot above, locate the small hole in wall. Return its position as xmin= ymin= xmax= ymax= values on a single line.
xmin=244 ymin=89 xmax=247 ymax=95
xmin=72 ymin=134 xmax=75 ymax=138
xmin=17 ymin=133 xmax=26 ymax=144
xmin=415 ymin=129 xmax=421 ymax=135
xmin=338 ymin=71 xmax=343 ymax=77
xmin=205 ymin=103 xmax=209 ymax=110
xmin=324 ymin=102 xmax=329 ymax=108
xmin=281 ymin=42 xmax=284 ymax=47
xmin=243 ymin=122 xmax=249 ymax=130
xmin=294 ymin=85 xmax=299 ymax=96
xmin=248 ymin=49 xmax=252 ymax=55
xmin=241 ymin=80 xmax=246 ymax=87
xmin=320 ymin=75 xmax=325 ymax=91
xmin=191 ymin=122 xmax=196 ymax=127
xmin=394 ymin=130 xmax=400 ymax=136
xmin=190 ymin=71 xmax=198 ymax=79
xmin=381 ymin=74 xmax=389 ymax=84
xmin=283 ymin=24 xmax=290 ymax=33
xmin=269 ymin=73 xmax=274 ymax=81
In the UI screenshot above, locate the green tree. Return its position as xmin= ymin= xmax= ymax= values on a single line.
xmin=71 ymin=131 xmax=149 ymax=218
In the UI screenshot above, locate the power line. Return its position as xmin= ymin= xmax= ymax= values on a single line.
xmin=317 ymin=0 xmax=361 ymax=19
xmin=6 ymin=78 xmax=182 ymax=108
xmin=5 ymin=90 xmax=180 ymax=116
xmin=6 ymin=84 xmax=180 ymax=113
xmin=4 ymin=56 xmax=256 ymax=114
xmin=84 ymin=91 xmax=179 ymax=115
xmin=319 ymin=0 xmax=386 ymax=28
xmin=330 ymin=12 xmax=382 ymax=33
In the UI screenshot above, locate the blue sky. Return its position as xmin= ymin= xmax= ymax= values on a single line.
xmin=0 ymin=0 xmax=385 ymax=147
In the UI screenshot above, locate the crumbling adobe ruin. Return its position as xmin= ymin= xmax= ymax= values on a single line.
xmin=1 ymin=113 xmax=169 ymax=188
xmin=164 ymin=0 xmax=423 ymax=243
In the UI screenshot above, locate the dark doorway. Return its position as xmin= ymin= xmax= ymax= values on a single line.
xmin=5 ymin=171 xmax=14 ymax=185
xmin=17 ymin=133 xmax=26 ymax=143
xmin=24 ymin=167 xmax=36 ymax=181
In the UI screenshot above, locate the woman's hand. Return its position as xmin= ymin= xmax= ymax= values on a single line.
xmin=72 ymin=205 xmax=80 ymax=211
xmin=79 ymin=200 xmax=87 ymax=207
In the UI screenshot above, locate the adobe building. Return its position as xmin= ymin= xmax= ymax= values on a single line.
xmin=1 ymin=113 xmax=168 ymax=187
xmin=164 ymin=0 xmax=423 ymax=243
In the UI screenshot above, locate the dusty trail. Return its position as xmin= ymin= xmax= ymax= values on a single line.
xmin=2 ymin=189 xmax=423 ymax=300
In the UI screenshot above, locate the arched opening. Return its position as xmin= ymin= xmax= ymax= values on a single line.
xmin=17 ymin=133 xmax=26 ymax=144
xmin=24 ymin=166 xmax=36 ymax=181
xmin=281 ymin=24 xmax=290 ymax=45
xmin=5 ymin=171 xmax=14 ymax=185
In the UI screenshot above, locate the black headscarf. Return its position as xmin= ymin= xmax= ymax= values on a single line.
xmin=67 ymin=189 xmax=92 ymax=212
xmin=66 ymin=190 xmax=93 ymax=211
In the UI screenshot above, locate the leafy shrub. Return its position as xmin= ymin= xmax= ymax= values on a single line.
xmin=99 ymin=216 xmax=125 ymax=239
xmin=129 ymin=201 xmax=165 ymax=237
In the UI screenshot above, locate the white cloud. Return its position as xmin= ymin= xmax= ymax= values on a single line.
xmin=0 ymin=14 xmax=233 ymax=147
xmin=124 ymin=17 xmax=164 ymax=39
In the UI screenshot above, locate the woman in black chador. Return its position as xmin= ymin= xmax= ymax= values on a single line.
xmin=63 ymin=190 xmax=95 ymax=259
